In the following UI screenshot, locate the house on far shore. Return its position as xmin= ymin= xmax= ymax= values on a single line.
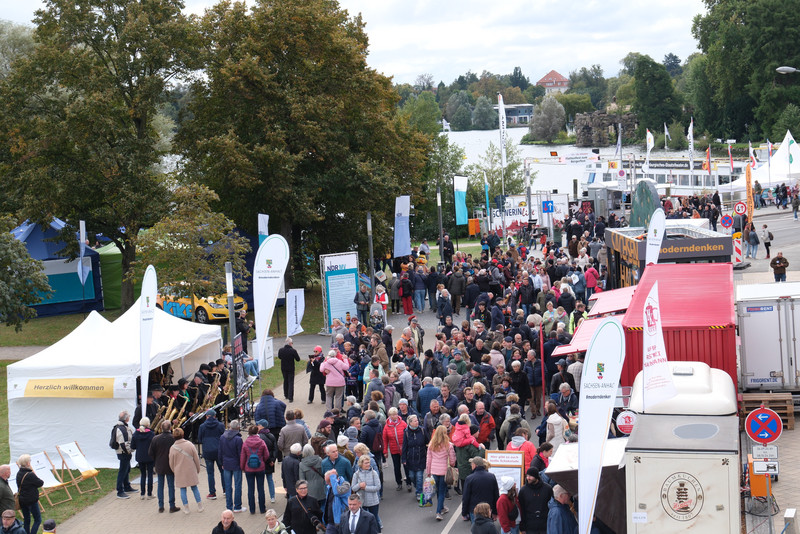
xmin=536 ymin=70 xmax=569 ymax=95
xmin=495 ymin=103 xmax=533 ymax=124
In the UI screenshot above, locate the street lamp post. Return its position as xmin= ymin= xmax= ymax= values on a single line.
xmin=437 ymin=186 xmax=444 ymax=269
xmin=367 ymin=211 xmax=375 ymax=301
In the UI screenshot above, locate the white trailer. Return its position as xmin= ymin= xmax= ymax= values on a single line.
xmin=736 ymin=282 xmax=800 ymax=391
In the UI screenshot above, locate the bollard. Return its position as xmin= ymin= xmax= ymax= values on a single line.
xmin=785 ymin=508 xmax=798 ymax=534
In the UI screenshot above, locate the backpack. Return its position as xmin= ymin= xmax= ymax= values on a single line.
xmin=505 ymin=417 xmax=522 ymax=446
xmin=769 ymin=231 xmax=774 ymax=241
xmin=246 ymin=445 xmax=261 ymax=469
xmin=109 ymin=423 xmax=127 ymax=451
xmin=371 ymin=426 xmax=384 ymax=455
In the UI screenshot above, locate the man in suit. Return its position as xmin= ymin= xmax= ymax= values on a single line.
xmin=339 ymin=493 xmax=379 ymax=534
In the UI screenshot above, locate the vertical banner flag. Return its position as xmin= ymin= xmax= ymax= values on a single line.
xmin=257 ymin=213 xmax=269 ymax=244
xmin=706 ymin=146 xmax=712 ymax=176
xmin=77 ymin=220 xmax=90 ymax=285
xmin=645 ymin=208 xmax=666 ymax=266
xmin=393 ymin=196 xmax=411 ymax=258
xmin=642 ymin=281 xmax=677 ymax=411
xmin=139 ymin=265 xmax=158 ymax=412
xmin=497 ymin=92 xmax=507 ymax=169
xmin=728 ymin=143 xmax=734 ymax=172
xmin=615 ymin=124 xmax=623 ymax=178
xmin=664 ymin=122 xmax=671 ymax=149
xmin=286 ymin=288 xmax=305 ymax=336
xmin=483 ymin=172 xmax=492 ymax=225
xmin=644 ymin=129 xmax=654 ymax=173
xmin=578 ymin=318 xmax=626 ymax=534
xmin=254 ymin=234 xmax=290 ymax=370
xmin=790 ymin=138 xmax=796 ymax=166
xmin=749 ymin=140 xmax=757 ymax=168
xmin=453 ymin=175 xmax=468 ymax=225
xmin=687 ymin=118 xmax=694 ymax=176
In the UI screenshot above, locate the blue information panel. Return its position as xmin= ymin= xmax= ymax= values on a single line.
xmin=542 ymin=200 xmax=554 ymax=213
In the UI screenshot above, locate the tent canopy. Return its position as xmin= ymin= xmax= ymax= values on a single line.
xmin=7 ymin=300 xmax=222 ymax=468
xmin=552 ymin=317 xmax=605 ymax=357
xmin=587 ymin=286 xmax=637 ymax=317
xmin=729 ymin=130 xmax=800 ymax=191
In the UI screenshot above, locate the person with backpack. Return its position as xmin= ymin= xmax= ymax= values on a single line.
xmin=499 ymin=405 xmax=531 ymax=448
xmin=240 ymin=424 xmax=269 ymax=516
xmin=761 ymin=224 xmax=773 ymax=259
xmin=198 ymin=409 xmax=226 ymax=500
xmin=256 ymin=419 xmax=279 ymax=503
xmin=110 ymin=410 xmax=136 ymax=499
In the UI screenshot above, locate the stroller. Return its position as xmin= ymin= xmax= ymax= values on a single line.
xmin=369 ymin=302 xmax=385 ymax=332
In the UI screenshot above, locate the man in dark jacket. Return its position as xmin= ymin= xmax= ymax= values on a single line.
xmin=281 ymin=444 xmax=303 ymax=500
xmin=490 ymin=297 xmax=506 ymax=331
xmin=1 ymin=510 xmax=25 ymax=534
xmin=0 ymin=465 xmax=15 ymax=514
xmin=442 ymin=234 xmax=455 ymax=265
xmin=519 ymin=467 xmax=553 ymax=534
xmin=211 ymin=510 xmax=245 ymax=534
xmin=426 ymin=266 xmax=440 ymax=313
xmin=219 ymin=420 xmax=244 ymax=512
xmin=278 ymin=337 xmax=301 ymax=402
xmin=463 ymin=277 xmax=480 ymax=320
xmin=254 ymin=389 xmax=287 ymax=440
xmin=148 ymin=420 xmax=179 ymax=513
xmin=462 ymin=456 xmax=499 ymax=520
xmin=448 ymin=266 xmax=466 ymax=315
xmin=198 ymin=409 xmax=226 ymax=500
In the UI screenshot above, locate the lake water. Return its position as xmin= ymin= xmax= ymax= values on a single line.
xmin=445 ymin=128 xmax=686 ymax=197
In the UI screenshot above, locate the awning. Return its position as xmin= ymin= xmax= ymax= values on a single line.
xmin=587 ymin=286 xmax=637 ymax=317
xmin=552 ymin=317 xmax=605 ymax=357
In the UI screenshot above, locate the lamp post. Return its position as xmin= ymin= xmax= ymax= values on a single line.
xmin=367 ymin=211 xmax=375 ymax=301
xmin=437 ymin=186 xmax=445 ymax=269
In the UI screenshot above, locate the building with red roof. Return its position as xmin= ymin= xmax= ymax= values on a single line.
xmin=536 ymin=70 xmax=570 ymax=95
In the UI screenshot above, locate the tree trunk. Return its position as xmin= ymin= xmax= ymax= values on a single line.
xmin=280 ymin=218 xmax=294 ymax=288
xmin=120 ymin=242 xmax=137 ymax=311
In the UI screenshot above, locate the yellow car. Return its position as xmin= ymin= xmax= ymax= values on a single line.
xmin=157 ymin=286 xmax=247 ymax=323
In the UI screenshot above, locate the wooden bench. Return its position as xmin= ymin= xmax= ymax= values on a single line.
xmin=739 ymin=392 xmax=795 ymax=431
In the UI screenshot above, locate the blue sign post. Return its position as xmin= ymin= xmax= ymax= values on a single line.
xmin=542 ymin=200 xmax=554 ymax=214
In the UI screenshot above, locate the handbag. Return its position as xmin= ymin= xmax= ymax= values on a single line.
xmin=445 ymin=465 xmax=458 ymax=486
xmin=15 ymin=472 xmax=29 ymax=510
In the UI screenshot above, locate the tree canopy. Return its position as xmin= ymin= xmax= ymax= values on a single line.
xmin=529 ymin=96 xmax=566 ymax=143
xmin=0 ymin=0 xmax=189 ymax=309
xmin=632 ymin=55 xmax=681 ymax=136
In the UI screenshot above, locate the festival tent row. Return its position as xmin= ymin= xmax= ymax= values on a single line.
xmin=729 ymin=129 xmax=800 ymax=191
xmin=7 ymin=300 xmax=222 ymax=468
xmin=11 ymin=218 xmax=103 ymax=316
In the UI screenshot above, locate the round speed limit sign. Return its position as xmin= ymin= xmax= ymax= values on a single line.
xmin=734 ymin=201 xmax=747 ymax=215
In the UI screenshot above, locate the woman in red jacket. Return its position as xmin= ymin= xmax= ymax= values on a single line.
xmin=496 ymin=476 xmax=520 ymax=534
xmin=383 ymin=407 xmax=408 ymax=491
xmin=240 ymin=424 xmax=270 ymax=515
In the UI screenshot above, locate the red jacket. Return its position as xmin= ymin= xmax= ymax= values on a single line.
xmin=382 ymin=417 xmax=407 ymax=455
xmin=451 ymin=421 xmax=480 ymax=448
xmin=471 ymin=411 xmax=496 ymax=446
xmin=497 ymin=493 xmax=519 ymax=532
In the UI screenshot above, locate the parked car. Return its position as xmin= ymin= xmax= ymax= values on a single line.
xmin=157 ymin=285 xmax=247 ymax=323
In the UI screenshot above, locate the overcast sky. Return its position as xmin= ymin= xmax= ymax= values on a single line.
xmin=6 ymin=0 xmax=707 ymax=85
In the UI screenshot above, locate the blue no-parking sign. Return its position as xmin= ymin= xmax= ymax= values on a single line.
xmin=745 ymin=407 xmax=783 ymax=444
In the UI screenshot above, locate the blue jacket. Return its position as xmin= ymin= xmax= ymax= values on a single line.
xmin=219 ymin=429 xmax=243 ymax=471
xmin=416 ymin=384 xmax=440 ymax=415
xmin=413 ymin=272 xmax=428 ymax=291
xmin=198 ymin=417 xmax=226 ymax=460
xmin=321 ymin=454 xmax=353 ymax=481
xmin=359 ymin=419 xmax=383 ymax=459
xmin=130 ymin=429 xmax=155 ymax=464
xmin=401 ymin=425 xmax=426 ymax=471
xmin=491 ymin=305 xmax=505 ymax=331
xmin=254 ymin=394 xmax=286 ymax=428
xmin=547 ymin=497 xmax=578 ymax=534
xmin=436 ymin=393 xmax=459 ymax=416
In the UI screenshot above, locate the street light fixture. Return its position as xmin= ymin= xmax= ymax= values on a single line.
xmin=776 ymin=66 xmax=798 ymax=75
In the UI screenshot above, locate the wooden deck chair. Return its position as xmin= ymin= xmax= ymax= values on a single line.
xmin=55 ymin=442 xmax=101 ymax=494
xmin=30 ymin=452 xmax=72 ymax=506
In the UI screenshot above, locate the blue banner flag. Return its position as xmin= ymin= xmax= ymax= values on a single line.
xmin=393 ymin=196 xmax=411 ymax=257
xmin=453 ymin=175 xmax=468 ymax=225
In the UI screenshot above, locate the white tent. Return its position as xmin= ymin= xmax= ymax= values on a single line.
xmin=7 ymin=300 xmax=222 ymax=468
xmin=729 ymin=130 xmax=800 ymax=191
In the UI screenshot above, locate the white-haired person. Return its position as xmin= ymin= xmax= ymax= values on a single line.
xmin=16 ymin=454 xmax=43 ymax=534
xmin=320 ymin=349 xmax=350 ymax=410
xmin=263 ymin=509 xmax=289 ymax=534
xmin=130 ymin=416 xmax=155 ymax=499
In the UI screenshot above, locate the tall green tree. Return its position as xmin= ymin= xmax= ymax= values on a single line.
xmin=683 ymin=54 xmax=720 ymax=136
xmin=555 ymin=93 xmax=593 ymax=122
xmin=413 ymin=135 xmax=466 ymax=239
xmin=451 ymin=105 xmax=472 ymax=131
xmin=632 ymin=55 xmax=681 ymax=136
xmin=663 ymin=53 xmax=683 ymax=77
xmin=135 ymin=184 xmax=251 ymax=322
xmin=509 ymin=67 xmax=530 ymax=90
xmin=472 ymin=95 xmax=498 ymax=130
xmin=0 ymin=0 xmax=191 ymax=310
xmin=0 ymin=215 xmax=51 ymax=331
xmin=465 ymin=140 xmax=525 ymax=210
xmin=445 ymin=90 xmax=472 ymax=121
xmin=177 ymin=0 xmax=429 ymax=284
xmin=399 ymin=92 xmax=442 ymax=136
xmin=529 ymin=95 xmax=566 ymax=143
xmin=568 ymin=65 xmax=607 ymax=108
xmin=772 ymin=104 xmax=800 ymax=140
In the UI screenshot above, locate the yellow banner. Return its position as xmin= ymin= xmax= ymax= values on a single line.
xmin=24 ymin=378 xmax=115 ymax=398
